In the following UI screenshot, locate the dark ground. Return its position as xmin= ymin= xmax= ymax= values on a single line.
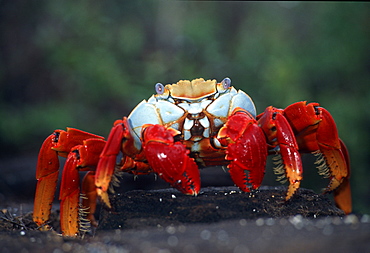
xmin=1 ymin=186 xmax=370 ymax=253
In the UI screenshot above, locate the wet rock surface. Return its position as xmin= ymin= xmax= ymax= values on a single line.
xmin=1 ymin=186 xmax=369 ymax=253
xmin=98 ymin=186 xmax=344 ymax=230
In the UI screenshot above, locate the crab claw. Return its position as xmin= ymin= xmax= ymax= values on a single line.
xmin=258 ymin=106 xmax=303 ymax=200
xmin=143 ymin=124 xmax=201 ymax=195
xmin=218 ymin=108 xmax=267 ymax=192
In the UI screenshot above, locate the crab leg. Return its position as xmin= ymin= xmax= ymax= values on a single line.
xmin=143 ymin=124 xmax=201 ymax=195
xmin=59 ymin=138 xmax=106 ymax=236
xmin=218 ymin=108 xmax=267 ymax=192
xmin=33 ymin=134 xmax=59 ymax=230
xmin=81 ymin=171 xmax=98 ymax=227
xmin=284 ymin=102 xmax=351 ymax=213
xmin=258 ymin=106 xmax=303 ymax=200
xmin=95 ymin=119 xmax=131 ymax=208
xmin=333 ymin=139 xmax=351 ymax=214
xmin=33 ymin=128 xmax=104 ymax=233
xmin=315 ymin=107 xmax=351 ymax=213
xmin=59 ymin=151 xmax=80 ymax=236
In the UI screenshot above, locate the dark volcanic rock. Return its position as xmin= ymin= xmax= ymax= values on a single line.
xmin=98 ymin=186 xmax=344 ymax=230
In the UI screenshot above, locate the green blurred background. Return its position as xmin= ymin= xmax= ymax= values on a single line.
xmin=0 ymin=1 xmax=369 ymax=213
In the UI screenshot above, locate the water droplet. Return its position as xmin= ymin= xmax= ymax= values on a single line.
xmin=239 ymin=219 xmax=247 ymax=226
xmin=167 ymin=235 xmax=179 ymax=247
xmin=200 ymin=229 xmax=211 ymax=240
xmin=256 ymin=218 xmax=264 ymax=226
xmin=265 ymin=218 xmax=275 ymax=226
xmin=166 ymin=225 xmax=176 ymax=234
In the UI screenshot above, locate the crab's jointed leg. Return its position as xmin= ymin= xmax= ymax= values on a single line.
xmin=218 ymin=108 xmax=267 ymax=192
xmin=257 ymin=106 xmax=303 ymax=200
xmin=33 ymin=128 xmax=104 ymax=236
xmin=95 ymin=118 xmax=138 ymax=207
xmin=33 ymin=133 xmax=59 ymax=231
xmin=284 ymin=101 xmax=352 ymax=214
xmin=59 ymin=138 xmax=106 ymax=236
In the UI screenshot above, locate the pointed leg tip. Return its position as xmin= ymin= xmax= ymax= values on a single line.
xmin=285 ymin=180 xmax=301 ymax=201
xmin=97 ymin=188 xmax=112 ymax=209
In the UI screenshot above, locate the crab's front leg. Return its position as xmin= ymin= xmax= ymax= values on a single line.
xmin=143 ymin=124 xmax=201 ymax=195
xmin=95 ymin=118 xmax=131 ymax=208
xmin=33 ymin=128 xmax=104 ymax=233
xmin=218 ymin=108 xmax=267 ymax=192
xmin=257 ymin=106 xmax=303 ymax=200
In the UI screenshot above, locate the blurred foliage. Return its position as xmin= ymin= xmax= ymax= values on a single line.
xmin=0 ymin=1 xmax=369 ymax=212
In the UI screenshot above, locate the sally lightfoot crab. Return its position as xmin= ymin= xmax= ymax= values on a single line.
xmin=33 ymin=77 xmax=351 ymax=236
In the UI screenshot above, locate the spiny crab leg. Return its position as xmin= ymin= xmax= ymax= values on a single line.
xmin=59 ymin=150 xmax=80 ymax=236
xmin=33 ymin=128 xmax=104 ymax=235
xmin=257 ymin=106 xmax=303 ymax=200
xmin=283 ymin=102 xmax=352 ymax=214
xmin=59 ymin=138 xmax=106 ymax=236
xmin=95 ymin=118 xmax=132 ymax=208
xmin=313 ymin=107 xmax=351 ymax=213
xmin=218 ymin=108 xmax=267 ymax=192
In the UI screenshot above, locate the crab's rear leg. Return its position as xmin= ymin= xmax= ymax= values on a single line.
xmin=33 ymin=128 xmax=104 ymax=232
xmin=218 ymin=108 xmax=267 ymax=192
xmin=332 ymin=139 xmax=352 ymax=214
xmin=314 ymin=107 xmax=351 ymax=214
xmin=284 ymin=102 xmax=352 ymax=214
xmin=59 ymin=138 xmax=106 ymax=236
xmin=143 ymin=124 xmax=201 ymax=195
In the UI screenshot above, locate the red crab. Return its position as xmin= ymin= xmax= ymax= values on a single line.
xmin=33 ymin=78 xmax=351 ymax=236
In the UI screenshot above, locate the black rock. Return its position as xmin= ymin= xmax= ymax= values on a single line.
xmin=98 ymin=186 xmax=344 ymax=230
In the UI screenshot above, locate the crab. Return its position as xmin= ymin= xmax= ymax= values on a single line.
xmin=33 ymin=77 xmax=351 ymax=236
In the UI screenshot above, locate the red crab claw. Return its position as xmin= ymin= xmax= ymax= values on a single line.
xmin=143 ymin=124 xmax=201 ymax=195
xmin=33 ymin=128 xmax=104 ymax=231
xmin=284 ymin=101 xmax=351 ymax=214
xmin=95 ymin=118 xmax=137 ymax=208
xmin=218 ymin=108 xmax=267 ymax=192
xmin=257 ymin=106 xmax=303 ymax=200
xmin=59 ymin=138 xmax=106 ymax=236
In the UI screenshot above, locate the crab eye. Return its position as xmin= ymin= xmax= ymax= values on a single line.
xmin=155 ymin=83 xmax=165 ymax=94
xmin=221 ymin=77 xmax=231 ymax=89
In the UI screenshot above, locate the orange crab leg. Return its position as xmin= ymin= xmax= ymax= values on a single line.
xmin=284 ymin=102 xmax=351 ymax=213
xmin=333 ymin=139 xmax=352 ymax=214
xmin=33 ymin=128 xmax=104 ymax=233
xmin=81 ymin=171 xmax=98 ymax=227
xmin=143 ymin=124 xmax=201 ymax=195
xmin=95 ymin=119 xmax=134 ymax=208
xmin=258 ymin=106 xmax=303 ymax=200
xmin=59 ymin=138 xmax=106 ymax=236
xmin=59 ymin=151 xmax=80 ymax=236
xmin=33 ymin=134 xmax=59 ymax=230
xmin=218 ymin=108 xmax=267 ymax=192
